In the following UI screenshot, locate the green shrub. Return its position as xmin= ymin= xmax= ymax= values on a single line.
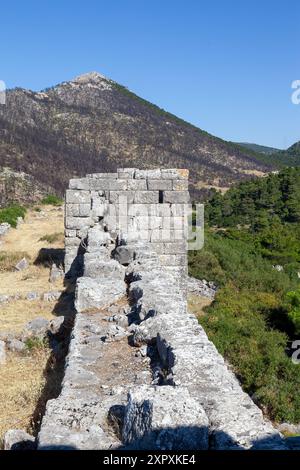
xmin=41 ymin=194 xmax=63 ymax=206
xmin=25 ymin=337 xmax=48 ymax=351
xmin=285 ymin=289 xmax=300 ymax=335
xmin=0 ymin=205 xmax=26 ymax=228
xmin=200 ymin=288 xmax=300 ymax=422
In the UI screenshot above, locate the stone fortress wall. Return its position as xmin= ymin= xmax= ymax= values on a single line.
xmin=64 ymin=168 xmax=191 ymax=278
xmin=37 ymin=169 xmax=287 ymax=450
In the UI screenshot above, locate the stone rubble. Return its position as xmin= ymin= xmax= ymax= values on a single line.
xmin=0 ymin=222 xmax=10 ymax=238
xmin=187 ymin=276 xmax=217 ymax=299
xmin=14 ymin=257 xmax=29 ymax=271
xmin=3 ymin=429 xmax=36 ymax=450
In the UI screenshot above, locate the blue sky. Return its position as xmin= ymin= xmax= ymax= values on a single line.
xmin=1 ymin=0 xmax=299 ymax=148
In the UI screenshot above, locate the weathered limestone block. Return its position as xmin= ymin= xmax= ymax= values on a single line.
xmin=163 ymin=241 xmax=187 ymax=254
xmin=122 ymin=385 xmax=209 ymax=450
xmin=91 ymin=196 xmax=108 ymax=218
xmin=135 ymin=169 xmax=161 ymax=179
xmin=159 ymin=254 xmax=186 ymax=266
xmin=90 ymin=179 xmax=127 ymax=191
xmin=162 ymin=216 xmax=185 ymax=230
xmin=69 ymin=178 xmax=90 ymax=190
xmin=161 ymin=169 xmax=189 ymax=180
xmin=84 ymin=257 xmax=125 ymax=280
xmin=117 ymin=168 xmax=136 ymax=179
xmin=109 ymin=190 xmax=135 ymax=204
xmin=65 ymin=236 xmax=81 ymax=247
xmin=66 ymin=204 xmax=91 ymax=217
xmin=151 ymin=203 xmax=172 ymax=217
xmin=88 ymin=172 xmax=118 ymax=179
xmin=170 ymin=203 xmax=190 ymax=216
xmin=15 ymin=257 xmax=29 ymax=271
xmin=76 ymin=227 xmax=89 ymax=238
xmin=65 ymin=229 xmax=76 ymax=237
xmin=127 ymin=180 xmax=147 ymax=190
xmin=147 ymin=180 xmax=172 ymax=190
xmin=150 ymin=229 xmax=186 ymax=242
xmin=87 ymin=227 xmax=113 ymax=251
xmin=66 ymin=190 xmax=91 ymax=204
xmin=65 ymin=216 xmax=92 ymax=230
xmin=75 ymin=277 xmax=125 ymax=313
xmin=112 ymin=246 xmax=136 ymax=266
xmin=163 ymin=191 xmax=190 ymax=204
xmin=49 ymin=263 xmax=64 ymax=283
xmin=23 ymin=317 xmax=49 ymax=340
xmin=134 ymin=191 xmax=159 ymax=204
xmin=3 ymin=429 xmax=36 ymax=450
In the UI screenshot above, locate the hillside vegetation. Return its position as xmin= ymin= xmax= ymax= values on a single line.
xmin=0 ymin=72 xmax=274 ymax=202
xmin=189 ymin=167 xmax=300 ymax=423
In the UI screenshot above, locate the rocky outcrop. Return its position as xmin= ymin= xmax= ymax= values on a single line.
xmin=187 ymin=276 xmax=217 ymax=299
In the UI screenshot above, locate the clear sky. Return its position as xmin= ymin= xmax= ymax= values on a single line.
xmin=1 ymin=0 xmax=299 ymax=149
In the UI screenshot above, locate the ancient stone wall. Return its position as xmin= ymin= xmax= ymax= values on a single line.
xmin=64 ymin=168 xmax=190 ymax=277
xmin=37 ymin=169 xmax=287 ymax=450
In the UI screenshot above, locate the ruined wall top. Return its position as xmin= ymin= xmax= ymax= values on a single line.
xmin=64 ymin=168 xmax=190 ymax=276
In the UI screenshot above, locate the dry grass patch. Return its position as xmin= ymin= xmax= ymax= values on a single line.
xmin=0 ymin=251 xmax=30 ymax=272
xmin=188 ymin=293 xmax=212 ymax=318
xmin=0 ymin=349 xmax=50 ymax=441
xmin=39 ymin=232 xmax=64 ymax=244
xmin=2 ymin=207 xmax=64 ymax=258
xmin=0 ymin=264 xmax=64 ymax=296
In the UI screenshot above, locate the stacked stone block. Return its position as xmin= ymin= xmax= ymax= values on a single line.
xmin=64 ymin=168 xmax=190 ymax=276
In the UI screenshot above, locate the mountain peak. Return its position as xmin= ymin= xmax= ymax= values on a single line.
xmin=71 ymin=71 xmax=112 ymax=85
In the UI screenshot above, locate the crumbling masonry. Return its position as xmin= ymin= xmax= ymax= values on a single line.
xmin=38 ymin=169 xmax=287 ymax=450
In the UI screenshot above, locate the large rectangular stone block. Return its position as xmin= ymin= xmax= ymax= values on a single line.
xmin=66 ymin=204 xmax=90 ymax=217
xmin=65 ymin=229 xmax=76 ymax=237
xmin=88 ymin=173 xmax=118 ymax=179
xmin=90 ymin=179 xmax=128 ymax=191
xmin=91 ymin=202 xmax=108 ymax=218
xmin=65 ymin=190 xmax=91 ymax=204
xmin=127 ymin=180 xmax=147 ymax=190
xmin=170 ymin=203 xmax=190 ymax=216
xmin=161 ymin=169 xmax=189 ymax=180
xmin=163 ymin=241 xmax=187 ymax=254
xmin=151 ymin=229 xmax=186 ymax=241
xmin=117 ymin=168 xmax=136 ymax=179
xmin=65 ymin=237 xmax=81 ymax=247
xmin=150 ymin=203 xmax=172 ymax=217
xmin=135 ymin=169 xmax=161 ymax=179
xmin=134 ymin=191 xmax=159 ymax=204
xmin=65 ymin=216 xmax=92 ymax=230
xmin=163 ymin=191 xmax=190 ymax=204
xmin=162 ymin=216 xmax=185 ymax=230
xmin=109 ymin=191 xmax=135 ymax=204
xmin=159 ymin=254 xmax=187 ymax=266
xmin=147 ymin=179 xmax=172 ymax=190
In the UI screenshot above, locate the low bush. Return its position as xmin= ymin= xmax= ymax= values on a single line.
xmin=0 ymin=205 xmax=26 ymax=228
